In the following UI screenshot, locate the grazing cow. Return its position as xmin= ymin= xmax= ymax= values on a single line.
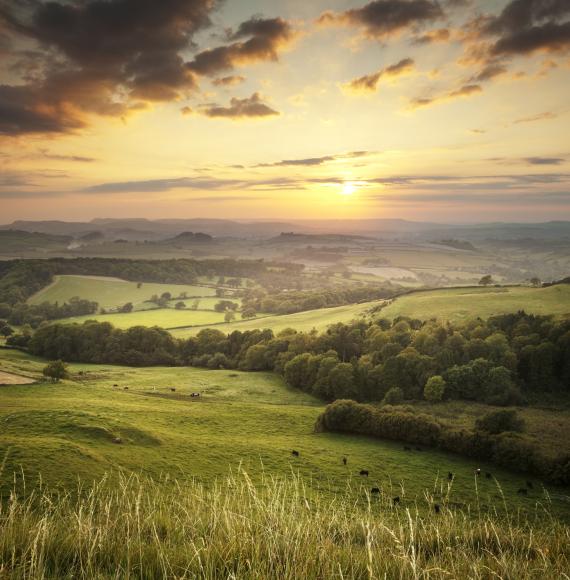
xmin=113 ymin=383 xmax=118 ymax=387
xmin=123 ymin=387 xmax=129 ymax=390
xmin=191 ymin=392 xmax=201 ymax=398
xmin=526 ymin=481 xmax=533 ymax=489
xmin=517 ymin=488 xmax=528 ymax=495
xmin=113 ymin=437 xmax=122 ymax=444
xmin=403 ymin=446 xmax=411 ymax=451
xmin=434 ymin=504 xmax=441 ymax=514
xmin=291 ymin=450 xmax=300 ymax=457
xmin=393 ymin=496 xmax=400 ymax=505
xmin=170 ymin=388 xmax=176 ymax=392
xmin=371 ymin=487 xmax=380 ymax=494
xmin=475 ymin=468 xmax=481 ymax=476
xmin=485 ymin=472 xmax=492 ymax=479
xmin=359 ymin=469 xmax=369 ymax=477
xmin=342 ymin=457 xmax=347 ymax=466
xmin=447 ymin=472 xmax=454 ymax=481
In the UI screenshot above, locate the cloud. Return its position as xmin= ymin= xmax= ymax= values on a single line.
xmin=514 ymin=111 xmax=558 ymax=124
xmin=0 ymin=0 xmax=217 ymax=134
xmin=469 ymin=62 xmax=508 ymax=82
xmin=409 ymin=83 xmax=482 ymax=108
xmin=187 ymin=17 xmax=295 ymax=76
xmin=412 ymin=27 xmax=451 ymax=44
xmin=318 ymin=0 xmax=444 ymax=40
xmin=488 ymin=156 xmax=566 ymax=166
xmin=212 ymin=75 xmax=246 ymax=87
xmin=343 ymin=58 xmax=414 ymax=93
xmin=200 ymin=93 xmax=279 ymax=119
xmin=37 ymin=149 xmax=97 ymax=163
xmin=255 ymin=151 xmax=372 ymax=167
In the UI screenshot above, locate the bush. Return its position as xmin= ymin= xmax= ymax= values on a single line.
xmin=43 ymin=360 xmax=68 ymax=383
xmin=424 ymin=375 xmax=446 ymax=402
xmin=382 ymin=387 xmax=403 ymax=405
xmin=475 ymin=410 xmax=525 ymax=435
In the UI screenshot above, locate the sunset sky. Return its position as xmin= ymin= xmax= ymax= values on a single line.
xmin=0 ymin=0 xmax=569 ymax=222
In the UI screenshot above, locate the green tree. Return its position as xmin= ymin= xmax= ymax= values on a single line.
xmin=382 ymin=387 xmax=403 ymax=405
xmin=43 ymin=360 xmax=68 ymax=383
xmin=424 ymin=375 xmax=446 ymax=402
xmin=479 ymin=275 xmax=494 ymax=286
xmin=120 ymin=302 xmax=133 ymax=313
xmin=475 ymin=410 xmax=525 ymax=434
xmin=224 ymin=311 xmax=236 ymax=323
xmin=174 ymin=301 xmax=185 ymax=310
xmin=241 ymin=307 xmax=257 ymax=319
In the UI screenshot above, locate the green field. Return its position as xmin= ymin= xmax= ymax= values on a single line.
xmin=29 ymin=275 xmax=216 ymax=310
xmin=171 ymin=301 xmax=379 ymax=337
xmin=380 ymin=285 xmax=570 ymax=322
xmin=0 ymin=348 xmax=568 ymax=520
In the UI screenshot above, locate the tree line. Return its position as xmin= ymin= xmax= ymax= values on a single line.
xmin=14 ymin=310 xmax=570 ymax=404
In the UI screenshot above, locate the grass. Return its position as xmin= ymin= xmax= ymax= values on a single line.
xmin=171 ymin=301 xmax=379 ymax=337
xmin=28 ymin=275 xmax=216 ymax=311
xmin=0 ymin=348 xmax=569 ymax=521
xmin=380 ymin=285 xmax=570 ymax=322
xmin=0 ymin=470 xmax=568 ymax=579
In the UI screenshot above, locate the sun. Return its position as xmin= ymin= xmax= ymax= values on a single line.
xmin=341 ymin=182 xmax=357 ymax=195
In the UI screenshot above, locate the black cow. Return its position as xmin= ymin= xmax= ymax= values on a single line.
xmin=292 ymin=450 xmax=300 ymax=457
xmin=517 ymin=488 xmax=528 ymax=495
xmin=359 ymin=470 xmax=369 ymax=477
xmin=434 ymin=504 xmax=441 ymax=514
xmin=371 ymin=487 xmax=380 ymax=494
xmin=485 ymin=472 xmax=492 ymax=479
xmin=342 ymin=457 xmax=347 ymax=466
xmin=123 ymin=387 xmax=129 ymax=390
xmin=191 ymin=392 xmax=201 ymax=398
xmin=393 ymin=496 xmax=400 ymax=505
xmin=447 ymin=472 xmax=454 ymax=481
xmin=475 ymin=468 xmax=481 ymax=476
xmin=526 ymin=481 xmax=533 ymax=489
xmin=113 ymin=384 xmax=118 ymax=387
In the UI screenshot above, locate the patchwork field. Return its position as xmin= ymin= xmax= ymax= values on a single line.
xmin=380 ymin=285 xmax=570 ymax=322
xmin=0 ymin=348 xmax=568 ymax=521
xmin=29 ymin=275 xmax=217 ymax=310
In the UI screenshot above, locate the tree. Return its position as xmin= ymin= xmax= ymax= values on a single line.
xmin=479 ymin=275 xmax=494 ymax=286
xmin=224 ymin=311 xmax=236 ymax=323
xmin=191 ymin=299 xmax=200 ymax=310
xmin=424 ymin=375 xmax=446 ymax=402
xmin=43 ymin=360 xmax=68 ymax=383
xmin=120 ymin=302 xmax=134 ymax=313
xmin=529 ymin=277 xmax=541 ymax=287
xmin=382 ymin=387 xmax=403 ymax=405
xmin=137 ymin=282 xmax=142 ymax=289
xmin=175 ymin=301 xmax=185 ymax=310
xmin=0 ymin=321 xmax=14 ymax=337
xmin=241 ymin=307 xmax=257 ymax=319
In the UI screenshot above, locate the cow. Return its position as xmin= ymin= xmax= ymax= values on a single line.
xmin=526 ymin=481 xmax=533 ymax=489
xmin=291 ymin=450 xmax=300 ymax=457
xmin=342 ymin=457 xmax=347 ymax=466
xmin=447 ymin=472 xmax=454 ymax=481
xmin=434 ymin=504 xmax=441 ymax=514
xmin=485 ymin=472 xmax=492 ymax=479
xmin=517 ymin=488 xmax=528 ymax=495
xmin=403 ymin=446 xmax=411 ymax=451
xmin=123 ymin=387 xmax=129 ymax=390
xmin=170 ymin=388 xmax=176 ymax=392
xmin=475 ymin=468 xmax=481 ymax=476
xmin=359 ymin=470 xmax=369 ymax=477
xmin=191 ymin=392 xmax=201 ymax=398
xmin=113 ymin=383 xmax=118 ymax=387
xmin=371 ymin=487 xmax=380 ymax=494
xmin=393 ymin=496 xmax=400 ymax=505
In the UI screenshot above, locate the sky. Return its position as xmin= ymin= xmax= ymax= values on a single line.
xmin=0 ymin=0 xmax=569 ymax=223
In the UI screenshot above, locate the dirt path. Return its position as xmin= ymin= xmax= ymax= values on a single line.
xmin=0 ymin=370 xmax=37 ymax=385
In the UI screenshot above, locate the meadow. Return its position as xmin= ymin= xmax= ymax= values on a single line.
xmin=380 ymin=284 xmax=570 ymax=322
xmin=0 ymin=348 xmax=569 ymax=521
xmin=29 ymin=275 xmax=217 ymax=311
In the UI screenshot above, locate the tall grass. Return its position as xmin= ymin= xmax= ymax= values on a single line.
xmin=0 ymin=467 xmax=568 ymax=579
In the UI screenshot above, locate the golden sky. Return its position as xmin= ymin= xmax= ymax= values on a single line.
xmin=1 ymin=0 xmax=569 ymax=222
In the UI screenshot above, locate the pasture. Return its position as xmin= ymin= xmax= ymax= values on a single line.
xmin=28 ymin=275 xmax=216 ymax=311
xmin=0 ymin=348 xmax=568 ymax=522
xmin=380 ymin=284 xmax=570 ymax=322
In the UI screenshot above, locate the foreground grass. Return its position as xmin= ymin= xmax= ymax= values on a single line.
xmin=380 ymin=285 xmax=570 ymax=322
xmin=0 ymin=470 xmax=568 ymax=579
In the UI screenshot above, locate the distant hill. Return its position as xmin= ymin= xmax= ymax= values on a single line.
xmin=164 ymin=231 xmax=214 ymax=244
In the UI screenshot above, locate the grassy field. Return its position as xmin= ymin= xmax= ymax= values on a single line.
xmin=380 ymin=285 xmax=570 ymax=322
xmin=0 ymin=348 xmax=568 ymax=521
xmin=62 ymin=308 xmax=228 ymax=329
xmin=171 ymin=301 xmax=379 ymax=337
xmin=29 ymin=275 xmax=216 ymax=310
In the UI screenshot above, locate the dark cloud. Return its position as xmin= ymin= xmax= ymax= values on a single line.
xmin=0 ymin=0 xmax=217 ymax=134
xmin=200 ymin=93 xmax=279 ymax=119
xmin=469 ymin=62 xmax=508 ymax=82
xmin=318 ymin=0 xmax=444 ymax=39
xmin=488 ymin=156 xmax=565 ymax=166
xmin=412 ymin=27 xmax=450 ymax=44
xmin=38 ymin=149 xmax=97 ymax=163
xmin=187 ymin=17 xmax=295 ymax=76
xmin=344 ymin=58 xmax=414 ymax=93
xmin=212 ymin=75 xmax=246 ymax=87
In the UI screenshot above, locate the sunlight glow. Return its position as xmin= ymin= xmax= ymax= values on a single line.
xmin=341 ymin=182 xmax=357 ymax=196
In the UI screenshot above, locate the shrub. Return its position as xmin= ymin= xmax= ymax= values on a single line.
xmin=424 ymin=375 xmax=446 ymax=402
xmin=382 ymin=387 xmax=403 ymax=405
xmin=43 ymin=359 xmax=68 ymax=383
xmin=475 ymin=410 xmax=525 ymax=435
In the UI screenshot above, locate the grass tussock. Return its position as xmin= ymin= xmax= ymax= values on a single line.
xmin=0 ymin=468 xmax=568 ymax=579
